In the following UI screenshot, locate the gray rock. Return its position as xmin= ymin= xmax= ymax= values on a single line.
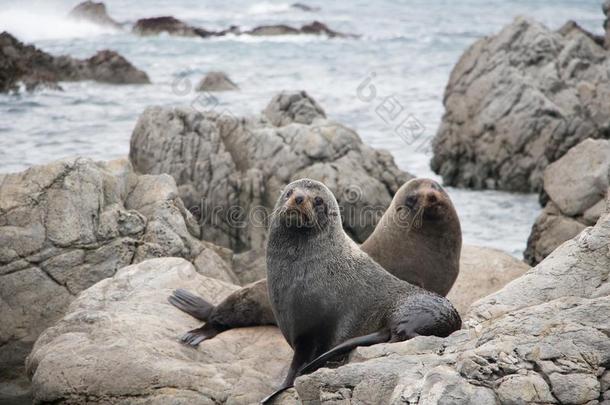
xmin=0 ymin=158 xmax=232 ymax=403
xmin=26 ymin=258 xmax=292 ymax=404
xmin=263 ymin=90 xmax=326 ymax=126
xmin=132 ymin=16 xmax=216 ymax=38
xmin=129 ymin=92 xmax=412 ymax=260
xmin=524 ymin=201 xmax=588 ymax=265
xmin=244 ymin=21 xmax=354 ymax=38
xmin=300 ymin=21 xmax=353 ymax=38
xmin=584 ymin=198 xmax=606 ymax=225
xmin=431 ymin=17 xmax=610 ymax=192
xmin=470 ymin=213 xmax=610 ymax=322
xmin=68 ymin=50 xmax=150 ymax=85
xmin=0 ymin=32 xmax=150 ymax=92
xmin=447 ymin=245 xmax=529 ymax=315
xmin=246 ymin=24 xmax=300 ymax=36
xmin=558 ymin=20 xmax=605 ymax=47
xmin=525 ymin=138 xmax=609 ymax=265
xmin=544 ymin=138 xmax=610 ymax=216
xmin=549 ymin=372 xmax=600 ymax=404
xmin=68 ymin=1 xmax=121 ymax=29
xmin=196 ymin=71 xmax=239 ymax=92
xmin=495 ymin=372 xmax=556 ymax=404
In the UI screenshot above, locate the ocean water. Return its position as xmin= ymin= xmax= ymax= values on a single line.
xmin=0 ymin=0 xmax=604 ymax=256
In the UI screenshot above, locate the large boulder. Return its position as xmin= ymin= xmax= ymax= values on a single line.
xmin=0 ymin=32 xmax=149 ymax=92
xmin=0 ymin=158 xmax=234 ymax=403
xmin=447 ymin=245 xmax=530 ymax=315
xmin=196 ymin=71 xmax=239 ymax=92
xmin=26 ymin=258 xmax=291 ymax=404
xmin=296 ymin=207 xmax=610 ymax=403
xmin=431 ymin=17 xmax=610 ymax=192
xmin=68 ymin=1 xmax=121 ymax=29
xmin=525 ymin=138 xmax=610 ymax=265
xmin=129 ymin=91 xmax=412 ymax=259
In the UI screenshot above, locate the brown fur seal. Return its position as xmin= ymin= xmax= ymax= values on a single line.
xmin=361 ymin=178 xmax=461 ymax=295
xmin=262 ymin=178 xmax=461 ymax=402
xmin=169 ymin=178 xmax=461 ymax=345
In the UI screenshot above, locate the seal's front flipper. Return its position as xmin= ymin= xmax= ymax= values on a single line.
xmin=260 ymin=382 xmax=293 ymax=404
xmin=261 ymin=343 xmax=316 ymax=404
xmin=298 ymin=330 xmax=391 ymax=375
xmin=168 ymin=288 xmax=214 ymax=321
xmin=179 ymin=323 xmax=224 ymax=346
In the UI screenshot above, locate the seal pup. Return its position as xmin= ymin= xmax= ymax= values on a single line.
xmin=262 ymin=178 xmax=461 ymax=402
xmin=169 ymin=178 xmax=461 ymax=345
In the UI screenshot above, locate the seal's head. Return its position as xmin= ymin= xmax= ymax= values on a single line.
xmin=271 ymin=178 xmax=340 ymax=234
xmin=393 ymin=178 xmax=457 ymax=227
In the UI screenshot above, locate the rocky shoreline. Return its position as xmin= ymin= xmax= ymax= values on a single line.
xmin=2 ymin=89 xmax=608 ymax=404
xmin=1 ymin=4 xmax=610 ymax=404
xmin=70 ymin=1 xmax=356 ymax=39
xmin=0 ymin=1 xmax=357 ymax=93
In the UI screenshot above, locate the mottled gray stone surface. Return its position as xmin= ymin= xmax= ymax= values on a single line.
xmin=431 ymin=17 xmax=610 ymax=192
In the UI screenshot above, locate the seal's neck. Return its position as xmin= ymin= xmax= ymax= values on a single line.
xmin=267 ymin=220 xmax=346 ymax=265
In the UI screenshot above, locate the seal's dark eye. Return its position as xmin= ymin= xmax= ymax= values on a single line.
xmin=286 ymin=189 xmax=293 ymax=198
xmin=314 ymin=196 xmax=324 ymax=206
xmin=404 ymin=195 xmax=418 ymax=209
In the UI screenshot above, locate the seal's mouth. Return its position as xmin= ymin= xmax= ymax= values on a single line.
xmin=279 ymin=188 xmax=316 ymax=228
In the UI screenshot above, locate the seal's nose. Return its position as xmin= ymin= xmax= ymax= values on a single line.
xmin=294 ymin=194 xmax=305 ymax=205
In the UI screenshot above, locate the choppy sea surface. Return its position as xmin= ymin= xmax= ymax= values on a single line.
xmin=0 ymin=0 xmax=604 ymax=256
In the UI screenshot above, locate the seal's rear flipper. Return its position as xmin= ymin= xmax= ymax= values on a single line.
xmin=168 ymin=288 xmax=214 ymax=321
xmin=180 ymin=323 xmax=223 ymax=346
xmin=298 ymin=329 xmax=391 ymax=375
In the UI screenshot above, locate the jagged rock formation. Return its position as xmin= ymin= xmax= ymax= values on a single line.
xmin=129 ymin=91 xmax=412 ymax=260
xmin=431 ymin=17 xmax=610 ymax=192
xmin=196 ymin=71 xmax=239 ymax=92
xmin=0 ymin=158 xmax=234 ymax=402
xmin=68 ymin=1 xmax=121 ymax=29
xmin=0 ymin=32 xmax=149 ymax=92
xmin=525 ymin=138 xmax=609 ymax=265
